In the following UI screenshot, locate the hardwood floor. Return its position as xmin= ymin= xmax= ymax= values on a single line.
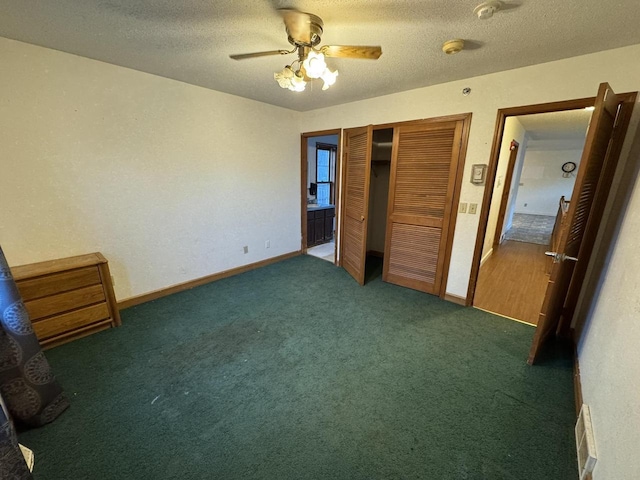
xmin=474 ymin=241 xmax=550 ymax=326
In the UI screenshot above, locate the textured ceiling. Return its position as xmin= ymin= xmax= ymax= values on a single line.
xmin=1 ymin=1 xmax=640 ymax=111
xmin=518 ymin=109 xmax=592 ymax=151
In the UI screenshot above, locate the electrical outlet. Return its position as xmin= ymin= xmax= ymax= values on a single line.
xmin=469 ymin=203 xmax=478 ymax=214
xmin=459 ymin=202 xmax=467 ymax=213
xmin=243 ymin=246 xmax=248 ymax=254
xmin=265 ymin=240 xmax=270 ymax=249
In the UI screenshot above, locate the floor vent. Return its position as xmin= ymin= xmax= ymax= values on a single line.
xmin=576 ymin=404 xmax=597 ymax=480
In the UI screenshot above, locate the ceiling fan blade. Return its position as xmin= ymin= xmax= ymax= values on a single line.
xmin=278 ymin=8 xmax=323 ymax=45
xmin=320 ymin=45 xmax=382 ymax=60
xmin=229 ymin=50 xmax=290 ymax=60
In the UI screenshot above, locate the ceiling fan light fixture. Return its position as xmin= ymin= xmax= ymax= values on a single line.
xmin=238 ymin=9 xmax=379 ymax=94
xmin=289 ymin=71 xmax=307 ymax=92
xmin=321 ymin=68 xmax=339 ymax=90
xmin=302 ymin=51 xmax=327 ymax=79
xmin=274 ymin=65 xmax=294 ymax=89
xmin=274 ymin=66 xmax=306 ymax=91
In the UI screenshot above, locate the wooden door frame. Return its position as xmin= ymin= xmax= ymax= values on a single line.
xmin=466 ymin=96 xmax=596 ymax=306
xmin=301 ymin=129 xmax=342 ymax=264
xmin=492 ymin=140 xmax=519 ymax=248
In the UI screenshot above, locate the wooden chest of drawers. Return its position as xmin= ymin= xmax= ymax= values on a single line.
xmin=11 ymin=253 xmax=121 ymax=349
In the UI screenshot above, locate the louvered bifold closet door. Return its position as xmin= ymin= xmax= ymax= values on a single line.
xmin=341 ymin=126 xmax=373 ymax=285
xmin=383 ymin=121 xmax=463 ymax=294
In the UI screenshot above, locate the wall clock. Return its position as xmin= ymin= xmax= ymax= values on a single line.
xmin=562 ymin=161 xmax=577 ymax=173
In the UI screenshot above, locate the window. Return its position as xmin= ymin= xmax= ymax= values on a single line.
xmin=316 ymin=143 xmax=336 ymax=205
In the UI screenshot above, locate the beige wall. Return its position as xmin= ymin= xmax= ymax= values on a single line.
xmin=514 ymin=148 xmax=582 ymax=216
xmin=576 ymin=119 xmax=640 ymax=480
xmin=3 ymin=35 xmax=640 ymax=479
xmin=481 ymin=117 xmax=527 ymax=260
xmin=0 ymin=37 xmax=301 ymax=300
xmin=300 ymin=43 xmax=640 ymax=298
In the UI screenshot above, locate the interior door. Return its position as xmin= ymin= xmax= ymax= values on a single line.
xmin=383 ymin=121 xmax=463 ymax=294
xmin=528 ymin=83 xmax=622 ymax=364
xmin=341 ymin=126 xmax=373 ymax=285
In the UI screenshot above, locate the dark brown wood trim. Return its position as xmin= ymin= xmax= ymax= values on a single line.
xmin=301 ymin=134 xmax=308 ymax=253
xmin=574 ymin=350 xmax=584 ymax=415
xmin=496 ymin=96 xmax=596 ymax=117
xmin=492 ymin=140 xmax=519 ymax=248
xmin=333 ymin=133 xmax=343 ymax=266
xmin=561 ymin=91 xmax=638 ymax=338
xmin=339 ymin=131 xmax=349 ymax=268
xmin=301 ymin=129 xmax=342 ymax=261
xmin=569 ymin=93 xmax=640 ymax=342
xmin=444 ymin=293 xmax=467 ymax=306
xmin=117 ymin=250 xmax=301 ymax=310
xmin=302 ymin=128 xmax=343 ymax=137
xmin=371 ymin=112 xmax=475 ymax=131
xmin=439 ymin=113 xmax=473 ymax=299
xmin=466 ymin=97 xmax=597 ymax=307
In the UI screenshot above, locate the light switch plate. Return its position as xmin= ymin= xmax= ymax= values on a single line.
xmin=469 ymin=203 xmax=478 ymax=214
xmin=459 ymin=202 xmax=467 ymax=213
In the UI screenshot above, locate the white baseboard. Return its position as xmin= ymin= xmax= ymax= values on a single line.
xmin=480 ymin=248 xmax=493 ymax=266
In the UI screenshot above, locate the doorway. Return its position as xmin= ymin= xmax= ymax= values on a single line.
xmin=474 ymin=109 xmax=592 ymax=325
xmin=467 ymin=85 xmax=637 ymax=365
xmin=301 ymin=130 xmax=341 ymax=264
xmin=363 ymin=128 xmax=393 ymax=283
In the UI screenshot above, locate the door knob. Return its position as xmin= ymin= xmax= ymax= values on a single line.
xmin=360 ymin=215 xmax=365 ymax=222
xmin=545 ymin=251 xmax=578 ymax=263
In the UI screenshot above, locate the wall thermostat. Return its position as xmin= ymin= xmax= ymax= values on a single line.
xmin=471 ymin=164 xmax=487 ymax=185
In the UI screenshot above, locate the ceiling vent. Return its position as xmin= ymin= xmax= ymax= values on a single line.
xmin=442 ymin=39 xmax=465 ymax=55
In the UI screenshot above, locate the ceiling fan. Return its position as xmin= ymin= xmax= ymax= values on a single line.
xmin=229 ymin=9 xmax=382 ymax=92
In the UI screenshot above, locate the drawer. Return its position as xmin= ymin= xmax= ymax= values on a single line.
xmin=33 ymin=303 xmax=111 ymax=340
xmin=10 ymin=252 xmax=121 ymax=348
xmin=25 ymin=284 xmax=106 ymax=321
xmin=17 ymin=266 xmax=102 ymax=302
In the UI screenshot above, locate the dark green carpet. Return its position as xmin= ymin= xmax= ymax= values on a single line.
xmin=19 ymin=255 xmax=577 ymax=479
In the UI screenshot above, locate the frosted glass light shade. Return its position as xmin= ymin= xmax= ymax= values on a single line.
xmin=321 ymin=68 xmax=339 ymax=90
xmin=302 ymin=51 xmax=327 ymax=79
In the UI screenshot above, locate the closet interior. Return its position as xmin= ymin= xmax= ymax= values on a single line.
xmin=365 ymin=128 xmax=393 ymax=281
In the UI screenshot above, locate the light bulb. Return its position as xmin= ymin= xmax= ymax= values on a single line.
xmin=321 ymin=68 xmax=339 ymax=90
xmin=302 ymin=51 xmax=327 ymax=79
xmin=289 ymin=72 xmax=306 ymax=92
xmin=274 ymin=66 xmax=295 ymax=89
